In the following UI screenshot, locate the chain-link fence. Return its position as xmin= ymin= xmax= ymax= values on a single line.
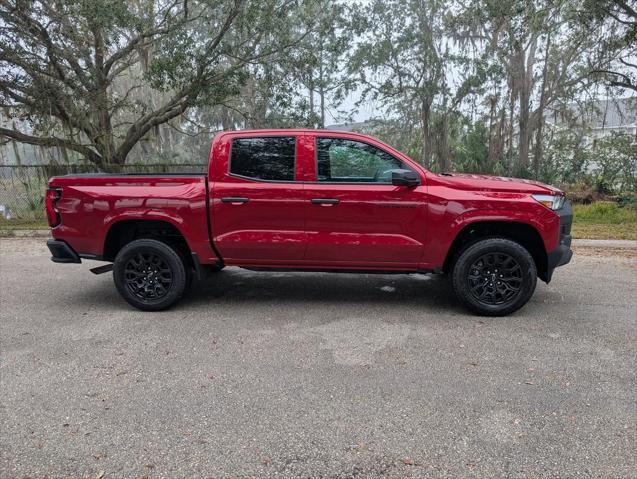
xmin=0 ymin=163 xmax=206 ymax=222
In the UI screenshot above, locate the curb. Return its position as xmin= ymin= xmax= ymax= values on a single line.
xmin=0 ymin=229 xmax=50 ymax=238
xmin=573 ymin=239 xmax=636 ymax=249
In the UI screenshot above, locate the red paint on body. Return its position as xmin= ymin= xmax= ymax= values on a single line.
xmin=49 ymin=129 xmax=562 ymax=271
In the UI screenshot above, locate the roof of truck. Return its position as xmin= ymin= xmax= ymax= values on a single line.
xmin=214 ymin=128 xmax=377 ymax=140
xmin=211 ymin=129 xmax=415 ymax=167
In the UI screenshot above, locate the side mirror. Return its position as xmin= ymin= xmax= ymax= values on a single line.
xmin=391 ymin=169 xmax=420 ymax=187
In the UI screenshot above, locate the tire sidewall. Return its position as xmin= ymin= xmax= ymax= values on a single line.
xmin=113 ymin=239 xmax=187 ymax=311
xmin=452 ymin=238 xmax=537 ymax=316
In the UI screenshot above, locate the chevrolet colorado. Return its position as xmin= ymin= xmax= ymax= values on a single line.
xmin=46 ymin=129 xmax=572 ymax=315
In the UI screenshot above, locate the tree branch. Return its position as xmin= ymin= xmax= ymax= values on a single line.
xmin=612 ymin=0 xmax=637 ymax=20
xmin=0 ymin=127 xmax=103 ymax=164
xmin=590 ymin=68 xmax=636 ymax=91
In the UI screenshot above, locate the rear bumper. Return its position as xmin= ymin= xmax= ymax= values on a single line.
xmin=545 ymin=200 xmax=573 ymax=282
xmin=47 ymin=239 xmax=81 ymax=264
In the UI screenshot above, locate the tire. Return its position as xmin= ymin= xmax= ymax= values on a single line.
xmin=113 ymin=239 xmax=188 ymax=311
xmin=451 ymin=238 xmax=537 ymax=316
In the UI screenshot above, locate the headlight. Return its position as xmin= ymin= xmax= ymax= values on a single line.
xmin=531 ymin=194 xmax=565 ymax=210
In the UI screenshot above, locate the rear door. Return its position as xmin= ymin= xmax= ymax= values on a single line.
xmin=210 ymin=134 xmax=306 ymax=263
xmin=303 ymin=135 xmax=428 ymax=268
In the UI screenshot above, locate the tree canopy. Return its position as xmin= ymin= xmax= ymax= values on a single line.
xmin=0 ymin=0 xmax=635 ymax=189
xmin=0 ymin=0 xmax=317 ymax=166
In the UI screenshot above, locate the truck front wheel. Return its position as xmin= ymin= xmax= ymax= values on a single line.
xmin=451 ymin=238 xmax=537 ymax=316
xmin=113 ymin=239 xmax=188 ymax=311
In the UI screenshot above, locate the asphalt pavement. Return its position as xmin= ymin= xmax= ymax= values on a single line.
xmin=1 ymin=238 xmax=635 ymax=478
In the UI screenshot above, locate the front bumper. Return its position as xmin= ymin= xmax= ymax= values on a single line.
xmin=47 ymin=239 xmax=81 ymax=263
xmin=545 ymin=200 xmax=573 ymax=282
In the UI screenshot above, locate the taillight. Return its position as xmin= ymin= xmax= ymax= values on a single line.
xmin=45 ymin=187 xmax=62 ymax=227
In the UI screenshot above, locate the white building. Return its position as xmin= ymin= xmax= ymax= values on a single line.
xmin=546 ymin=97 xmax=637 ymax=145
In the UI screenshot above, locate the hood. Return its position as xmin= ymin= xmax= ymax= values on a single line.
xmin=433 ymin=173 xmax=562 ymax=195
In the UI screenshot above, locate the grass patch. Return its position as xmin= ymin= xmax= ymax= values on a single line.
xmin=572 ymin=202 xmax=637 ymax=240
xmin=571 ymin=223 xmax=637 ymax=240
xmin=0 ymin=218 xmax=48 ymax=230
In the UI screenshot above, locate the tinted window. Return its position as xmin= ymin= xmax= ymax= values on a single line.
xmin=230 ymin=137 xmax=295 ymax=181
xmin=316 ymin=138 xmax=410 ymax=183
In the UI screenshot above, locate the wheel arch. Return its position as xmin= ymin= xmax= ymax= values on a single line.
xmin=103 ymin=219 xmax=193 ymax=266
xmin=443 ymin=221 xmax=549 ymax=282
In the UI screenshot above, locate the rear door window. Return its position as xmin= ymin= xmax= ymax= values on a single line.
xmin=230 ymin=137 xmax=295 ymax=181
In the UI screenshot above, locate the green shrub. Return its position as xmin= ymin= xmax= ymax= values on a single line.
xmin=573 ymin=201 xmax=637 ymax=225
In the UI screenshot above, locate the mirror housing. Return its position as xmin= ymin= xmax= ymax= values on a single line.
xmin=391 ymin=169 xmax=420 ymax=187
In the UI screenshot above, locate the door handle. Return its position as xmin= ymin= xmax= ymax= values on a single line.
xmin=221 ymin=197 xmax=249 ymax=204
xmin=311 ymin=198 xmax=339 ymax=205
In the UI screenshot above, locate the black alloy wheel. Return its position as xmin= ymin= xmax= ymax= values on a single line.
xmin=451 ymin=238 xmax=537 ymax=316
xmin=467 ymin=252 xmax=522 ymax=306
xmin=124 ymin=252 xmax=174 ymax=301
xmin=113 ymin=239 xmax=188 ymax=311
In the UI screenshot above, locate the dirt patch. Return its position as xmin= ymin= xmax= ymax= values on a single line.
xmin=572 ymin=246 xmax=637 ymax=259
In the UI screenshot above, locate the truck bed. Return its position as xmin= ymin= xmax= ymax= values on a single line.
xmin=52 ymin=173 xmax=206 ymax=177
xmin=48 ymin=174 xmax=218 ymax=265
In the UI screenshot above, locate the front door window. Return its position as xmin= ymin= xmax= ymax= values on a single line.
xmin=316 ymin=137 xmax=411 ymax=183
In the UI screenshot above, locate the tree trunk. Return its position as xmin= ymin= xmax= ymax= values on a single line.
xmin=319 ymin=50 xmax=326 ymax=129
xmin=507 ymin=79 xmax=515 ymax=170
xmin=518 ymin=91 xmax=531 ymax=174
xmin=533 ymin=33 xmax=552 ymax=179
xmin=487 ymin=95 xmax=498 ymax=170
xmin=93 ymin=26 xmax=116 ymax=165
xmin=496 ymin=107 xmax=506 ymax=166
xmin=420 ymin=97 xmax=433 ymax=168
xmin=438 ymin=114 xmax=450 ymax=172
xmin=308 ymin=72 xmax=315 ymax=128
xmin=319 ymin=84 xmax=325 ymax=129
xmin=517 ymin=34 xmax=538 ymax=175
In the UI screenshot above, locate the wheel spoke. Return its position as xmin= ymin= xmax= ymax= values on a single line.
xmin=124 ymin=251 xmax=173 ymax=301
xmin=466 ymin=252 xmax=523 ymax=306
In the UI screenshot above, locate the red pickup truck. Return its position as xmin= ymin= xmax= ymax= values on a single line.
xmin=46 ymin=129 xmax=572 ymax=315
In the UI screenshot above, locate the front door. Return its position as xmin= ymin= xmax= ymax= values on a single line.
xmin=303 ymin=136 xmax=427 ymax=268
xmin=210 ymin=135 xmax=306 ymax=263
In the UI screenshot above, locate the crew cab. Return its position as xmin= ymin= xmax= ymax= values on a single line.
xmin=46 ymin=129 xmax=572 ymax=315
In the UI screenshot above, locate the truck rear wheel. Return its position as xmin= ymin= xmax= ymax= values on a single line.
xmin=451 ymin=238 xmax=537 ymax=316
xmin=113 ymin=239 xmax=188 ymax=311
